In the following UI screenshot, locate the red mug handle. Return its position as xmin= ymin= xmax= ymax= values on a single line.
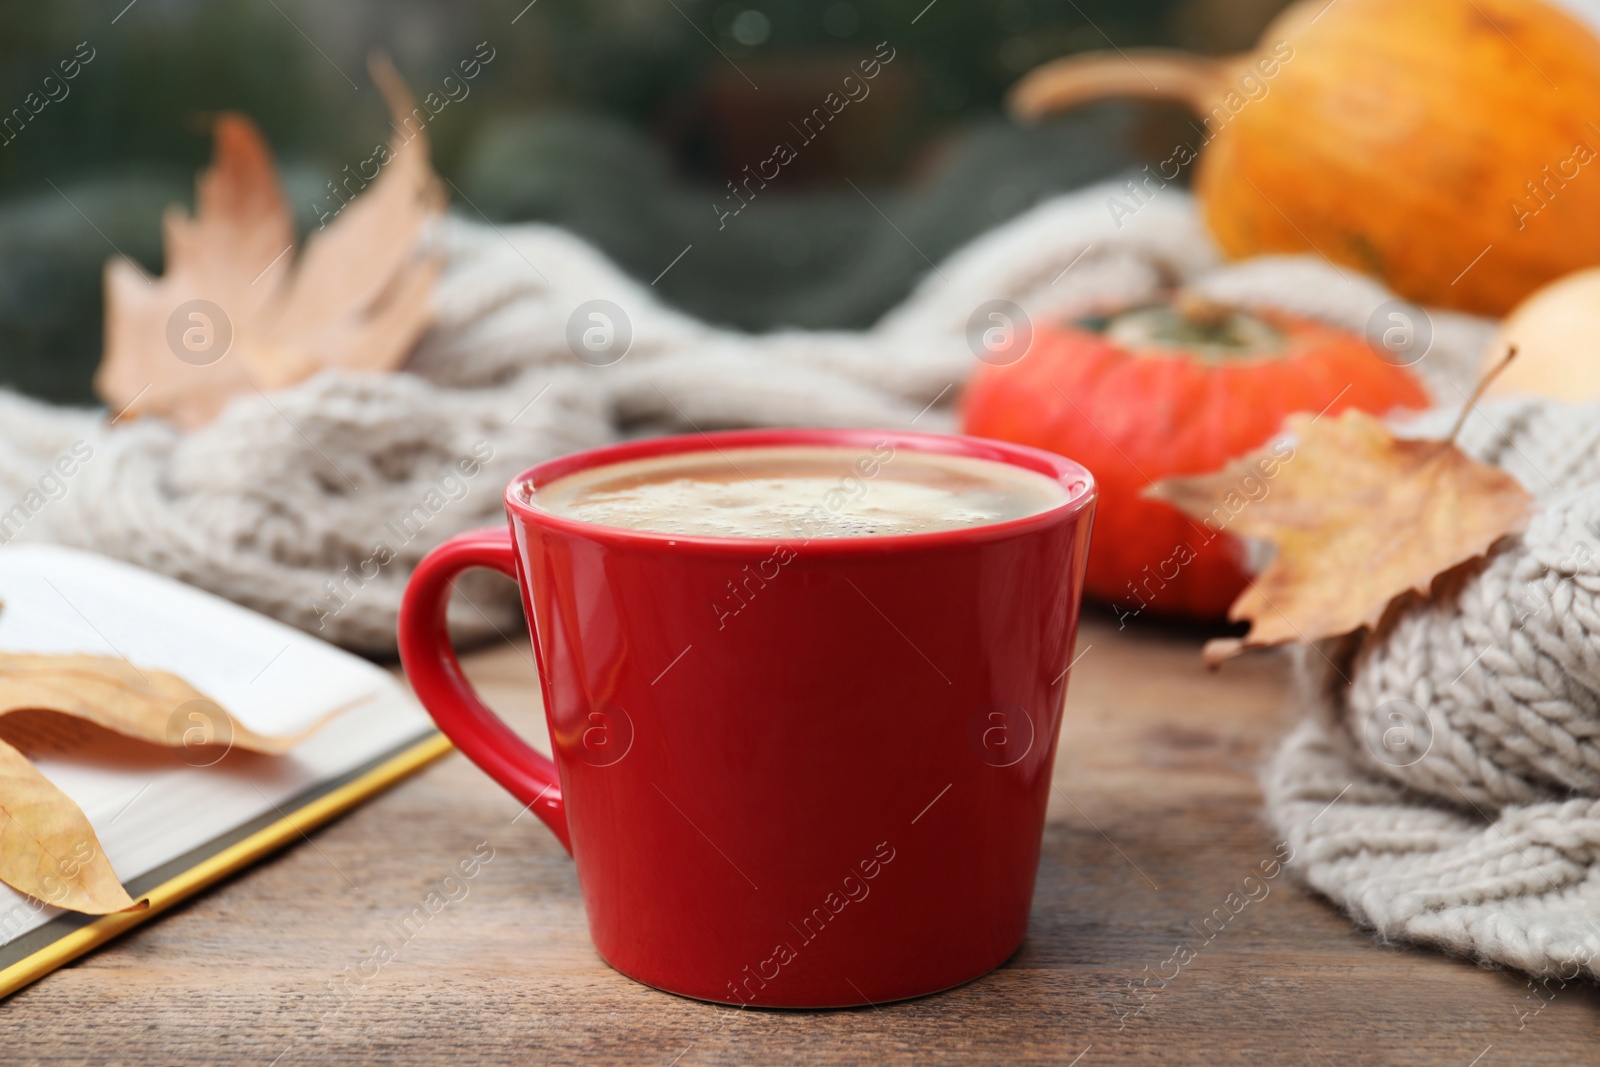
xmin=398 ymin=526 xmax=570 ymax=853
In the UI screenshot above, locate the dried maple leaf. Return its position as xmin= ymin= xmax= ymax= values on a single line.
xmin=95 ymin=55 xmax=443 ymax=429
xmin=1147 ymin=355 xmax=1533 ymax=664
xmin=0 ymin=651 xmax=326 ymax=914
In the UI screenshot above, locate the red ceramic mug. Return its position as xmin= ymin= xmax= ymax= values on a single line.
xmin=398 ymin=428 xmax=1095 ymax=1007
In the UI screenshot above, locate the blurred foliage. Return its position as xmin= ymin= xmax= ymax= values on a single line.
xmin=0 ymin=0 xmax=1289 ymax=405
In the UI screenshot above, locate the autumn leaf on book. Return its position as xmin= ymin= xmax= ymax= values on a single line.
xmin=94 ymin=55 xmax=444 ymax=430
xmin=1147 ymin=352 xmax=1534 ymax=665
xmin=0 ymin=652 xmax=326 ymax=914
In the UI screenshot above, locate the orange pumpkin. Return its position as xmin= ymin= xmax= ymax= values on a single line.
xmin=960 ymin=297 xmax=1430 ymax=620
xmin=1010 ymin=0 xmax=1600 ymax=316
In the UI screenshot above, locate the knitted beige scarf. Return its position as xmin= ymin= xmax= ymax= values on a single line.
xmin=1269 ymin=398 xmax=1600 ymax=981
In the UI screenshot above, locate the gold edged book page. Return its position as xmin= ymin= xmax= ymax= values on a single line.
xmin=0 ymin=545 xmax=445 ymax=998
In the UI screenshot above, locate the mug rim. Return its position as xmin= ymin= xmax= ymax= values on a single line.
xmin=504 ymin=428 xmax=1096 ymax=554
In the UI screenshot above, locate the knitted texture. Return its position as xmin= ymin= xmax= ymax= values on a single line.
xmin=1268 ymin=398 xmax=1600 ymax=981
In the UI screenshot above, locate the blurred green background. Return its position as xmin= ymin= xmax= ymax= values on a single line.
xmin=0 ymin=0 xmax=1292 ymax=406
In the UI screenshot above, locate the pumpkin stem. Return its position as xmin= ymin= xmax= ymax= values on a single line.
xmin=1445 ymin=345 xmax=1518 ymax=445
xmin=1173 ymin=291 xmax=1235 ymax=330
xmin=1098 ymin=301 xmax=1283 ymax=361
xmin=1009 ymin=49 xmax=1238 ymax=120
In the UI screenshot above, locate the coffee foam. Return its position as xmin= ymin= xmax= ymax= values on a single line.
xmin=530 ymin=445 xmax=1066 ymax=539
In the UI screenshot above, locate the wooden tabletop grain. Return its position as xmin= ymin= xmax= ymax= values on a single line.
xmin=3 ymin=608 xmax=1595 ymax=1065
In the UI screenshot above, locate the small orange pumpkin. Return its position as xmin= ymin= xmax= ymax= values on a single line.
xmin=1011 ymin=0 xmax=1600 ymax=316
xmin=960 ymin=296 xmax=1430 ymax=620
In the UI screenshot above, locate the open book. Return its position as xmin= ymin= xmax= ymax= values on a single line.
xmin=0 ymin=545 xmax=443 ymax=997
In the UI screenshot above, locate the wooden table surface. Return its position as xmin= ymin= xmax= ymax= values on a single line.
xmin=4 ymin=609 xmax=1596 ymax=1065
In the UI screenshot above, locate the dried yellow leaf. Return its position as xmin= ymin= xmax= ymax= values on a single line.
xmin=0 ymin=738 xmax=140 ymax=915
xmin=1148 ymin=408 xmax=1533 ymax=663
xmin=0 ymin=653 xmax=309 ymax=754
